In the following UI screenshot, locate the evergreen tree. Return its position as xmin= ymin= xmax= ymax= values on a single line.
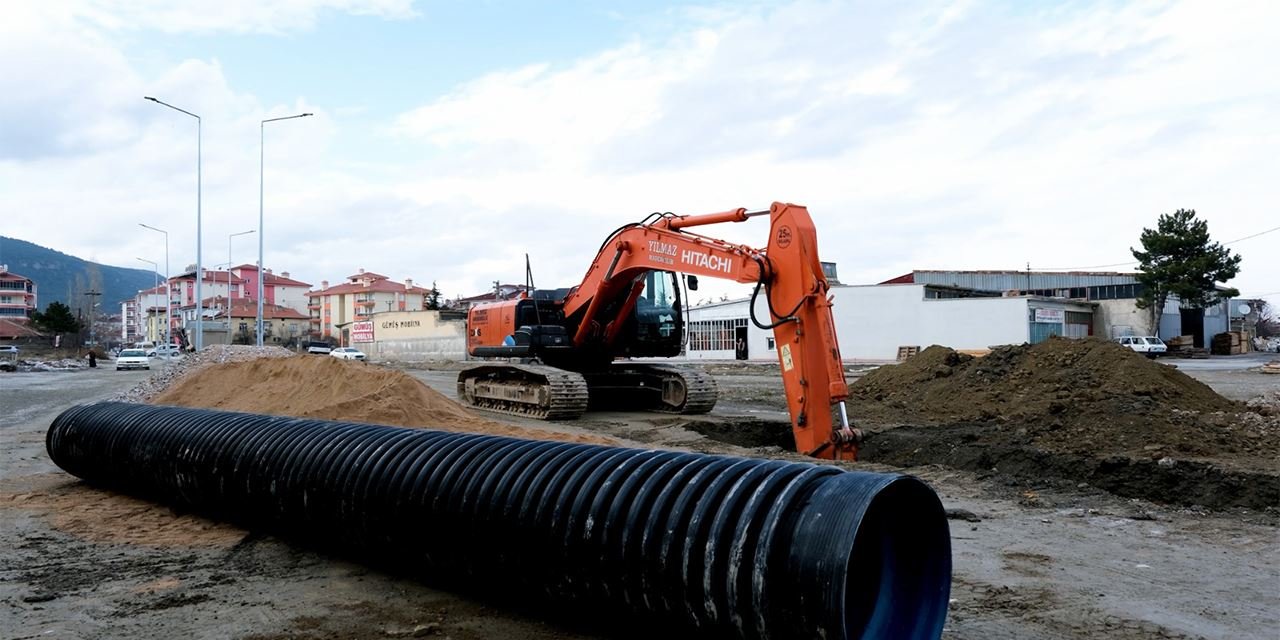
xmin=1131 ymin=209 xmax=1241 ymax=331
xmin=426 ymin=281 xmax=443 ymax=310
xmin=32 ymin=301 xmax=83 ymax=334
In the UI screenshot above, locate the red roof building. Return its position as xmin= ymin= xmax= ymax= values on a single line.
xmin=0 ymin=265 xmax=37 ymax=323
xmin=307 ymin=268 xmax=433 ymax=338
xmin=204 ymin=296 xmax=311 ymax=345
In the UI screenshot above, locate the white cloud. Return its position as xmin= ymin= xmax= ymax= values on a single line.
xmin=1 ymin=0 xmax=1276 ymax=310
xmin=69 ymin=0 xmax=417 ymax=34
xmin=385 ymin=0 xmax=1280 ymax=301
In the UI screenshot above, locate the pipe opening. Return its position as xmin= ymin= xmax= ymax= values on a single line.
xmin=843 ymin=479 xmax=951 ymax=640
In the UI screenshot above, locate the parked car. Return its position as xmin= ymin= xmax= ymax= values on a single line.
xmin=1115 ymin=336 xmax=1166 ymax=358
xmin=330 ymin=347 xmax=367 ymax=361
xmin=306 ymin=341 xmax=333 ymax=355
xmin=146 ymin=344 xmax=184 ymax=359
xmin=116 ymin=349 xmax=151 ymax=371
xmin=0 ymin=345 xmax=18 ymax=354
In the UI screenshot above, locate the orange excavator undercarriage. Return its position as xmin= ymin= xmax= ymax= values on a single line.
xmin=457 ymin=202 xmax=860 ymax=460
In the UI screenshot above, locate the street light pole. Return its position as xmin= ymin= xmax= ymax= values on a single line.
xmin=258 ymin=112 xmax=313 ymax=346
xmin=139 ymin=223 xmax=171 ymax=350
xmin=145 ymin=96 xmax=203 ymax=350
xmin=228 ymin=229 xmax=255 ymax=344
xmin=136 ymin=257 xmax=159 ymax=344
xmin=84 ymin=291 xmax=101 ymax=348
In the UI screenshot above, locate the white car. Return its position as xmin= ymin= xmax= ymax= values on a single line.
xmin=147 ymin=344 xmax=184 ymax=359
xmin=1116 ymin=336 xmax=1167 ymax=358
xmin=116 ymin=349 xmax=151 ymax=370
xmin=0 ymin=345 xmax=18 ymax=354
xmin=330 ymin=347 xmax=367 ymax=361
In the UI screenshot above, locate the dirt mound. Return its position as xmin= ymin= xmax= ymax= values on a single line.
xmin=850 ymin=337 xmax=1276 ymax=467
xmin=150 ymin=356 xmax=613 ymax=445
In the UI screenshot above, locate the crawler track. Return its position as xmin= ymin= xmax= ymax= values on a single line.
xmin=459 ymin=362 xmax=718 ymax=420
xmin=457 ymin=363 xmax=589 ymax=420
xmin=634 ymin=363 xmax=718 ymax=414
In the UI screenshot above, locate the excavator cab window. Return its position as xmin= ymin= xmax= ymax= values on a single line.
xmin=626 ymin=271 xmax=682 ymax=355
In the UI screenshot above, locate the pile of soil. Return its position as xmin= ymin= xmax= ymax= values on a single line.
xmin=850 ymin=337 xmax=1277 ymax=466
xmin=150 ymin=356 xmax=613 ymax=445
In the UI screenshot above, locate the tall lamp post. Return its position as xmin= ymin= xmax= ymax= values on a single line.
xmin=84 ymin=291 xmax=101 ymax=348
xmin=258 ymin=112 xmax=312 ymax=346
xmin=139 ymin=223 xmax=171 ymax=350
xmin=228 ymin=229 xmax=255 ymax=344
xmin=136 ymin=257 xmax=160 ymax=343
xmin=144 ymin=96 xmax=204 ymax=351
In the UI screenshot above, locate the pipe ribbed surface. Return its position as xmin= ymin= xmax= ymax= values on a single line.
xmin=47 ymin=402 xmax=951 ymax=639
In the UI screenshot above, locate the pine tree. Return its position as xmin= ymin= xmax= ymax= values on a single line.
xmin=426 ymin=281 xmax=443 ymax=310
xmin=32 ymin=301 xmax=83 ymax=334
xmin=1131 ymin=209 xmax=1241 ymax=332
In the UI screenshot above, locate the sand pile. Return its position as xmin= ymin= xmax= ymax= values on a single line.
xmin=150 ymin=356 xmax=613 ymax=445
xmin=850 ymin=337 xmax=1277 ymax=462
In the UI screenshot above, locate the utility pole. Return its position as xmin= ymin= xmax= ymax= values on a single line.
xmin=84 ymin=290 xmax=102 ymax=347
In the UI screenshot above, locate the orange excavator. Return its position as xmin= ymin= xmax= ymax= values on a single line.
xmin=457 ymin=202 xmax=860 ymax=459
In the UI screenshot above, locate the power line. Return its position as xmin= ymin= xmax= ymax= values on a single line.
xmin=1036 ymin=223 xmax=1279 ymax=272
xmin=1224 ymin=225 xmax=1280 ymax=245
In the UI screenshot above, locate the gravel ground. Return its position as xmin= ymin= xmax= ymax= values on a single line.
xmin=1 ymin=356 xmax=1277 ymax=639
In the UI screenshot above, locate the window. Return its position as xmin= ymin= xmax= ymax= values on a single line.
xmin=687 ymin=318 xmax=746 ymax=351
xmin=766 ymin=336 xmax=776 ymax=350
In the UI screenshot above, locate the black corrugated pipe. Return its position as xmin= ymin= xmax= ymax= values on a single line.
xmin=47 ymin=402 xmax=951 ymax=639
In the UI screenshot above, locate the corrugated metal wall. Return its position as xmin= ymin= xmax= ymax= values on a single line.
xmin=911 ymin=271 xmax=1139 ymax=291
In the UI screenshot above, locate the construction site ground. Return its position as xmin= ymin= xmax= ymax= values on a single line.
xmin=2 ymin=351 xmax=1277 ymax=639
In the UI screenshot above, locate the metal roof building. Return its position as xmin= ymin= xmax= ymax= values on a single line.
xmin=881 ymin=270 xmax=1140 ymax=291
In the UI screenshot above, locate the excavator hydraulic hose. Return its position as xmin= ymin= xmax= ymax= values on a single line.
xmin=46 ymin=402 xmax=951 ymax=639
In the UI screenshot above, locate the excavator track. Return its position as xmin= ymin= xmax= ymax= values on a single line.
xmin=583 ymin=363 xmax=719 ymax=415
xmin=457 ymin=363 xmax=589 ymax=420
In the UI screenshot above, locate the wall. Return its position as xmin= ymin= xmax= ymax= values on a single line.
xmin=683 ymin=285 xmax=1035 ymax=363
xmin=831 ymin=285 xmax=1030 ymax=361
xmin=682 ymin=297 xmax=773 ymax=361
xmin=1094 ymin=299 xmax=1156 ymax=337
xmin=354 ymin=310 xmax=467 ymax=361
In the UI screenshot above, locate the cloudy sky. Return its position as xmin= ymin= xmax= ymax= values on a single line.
xmin=2 ymin=0 xmax=1276 ymax=307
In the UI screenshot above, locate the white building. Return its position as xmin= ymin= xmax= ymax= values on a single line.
xmin=684 ymin=283 xmax=1095 ymax=363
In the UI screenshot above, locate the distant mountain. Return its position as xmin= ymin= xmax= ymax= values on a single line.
xmin=0 ymin=236 xmax=160 ymax=312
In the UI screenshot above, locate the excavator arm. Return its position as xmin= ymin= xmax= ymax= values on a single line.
xmin=561 ymin=202 xmax=860 ymax=460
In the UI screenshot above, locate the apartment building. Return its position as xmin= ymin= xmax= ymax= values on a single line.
xmin=308 ymin=269 xmax=431 ymax=339
xmin=209 ymin=297 xmax=310 ymax=345
xmin=0 ymin=265 xmax=37 ymax=322
xmin=171 ymin=265 xmax=312 ymax=317
xmin=121 ymin=284 xmax=166 ymax=344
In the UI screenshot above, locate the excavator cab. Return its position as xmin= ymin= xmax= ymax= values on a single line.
xmin=618 ymin=270 xmax=683 ymax=358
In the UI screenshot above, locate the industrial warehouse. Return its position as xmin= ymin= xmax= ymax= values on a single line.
xmin=684 ymin=268 xmax=1237 ymax=362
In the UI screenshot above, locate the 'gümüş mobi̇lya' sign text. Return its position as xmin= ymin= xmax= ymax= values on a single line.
xmin=352 ymin=321 xmax=374 ymax=342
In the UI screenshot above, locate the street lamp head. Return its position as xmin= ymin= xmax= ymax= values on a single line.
xmin=144 ymin=96 xmax=158 ymax=102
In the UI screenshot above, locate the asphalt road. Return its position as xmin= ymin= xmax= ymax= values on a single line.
xmin=1162 ymin=352 xmax=1277 ymax=371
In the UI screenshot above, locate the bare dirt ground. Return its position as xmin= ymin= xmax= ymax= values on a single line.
xmin=2 ymin=355 xmax=1277 ymax=639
